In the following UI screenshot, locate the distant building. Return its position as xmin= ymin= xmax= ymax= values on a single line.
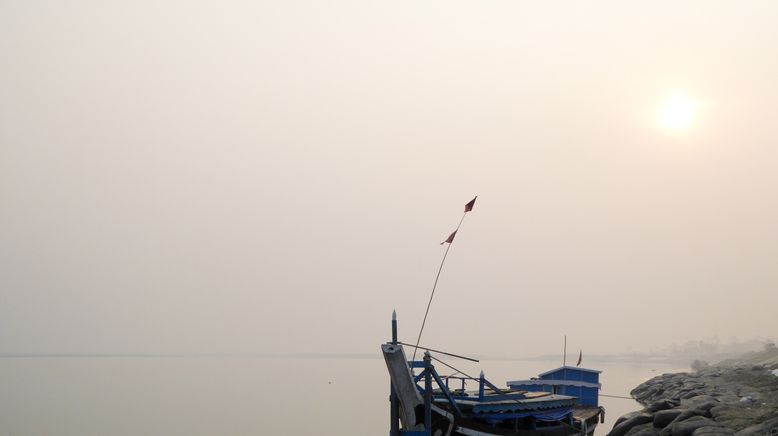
xmin=507 ymin=366 xmax=602 ymax=406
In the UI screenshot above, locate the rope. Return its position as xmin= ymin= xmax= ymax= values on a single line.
xmin=430 ymin=355 xmax=476 ymax=379
xmin=600 ymin=394 xmax=634 ymax=400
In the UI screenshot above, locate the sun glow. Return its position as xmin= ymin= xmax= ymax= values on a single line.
xmin=658 ymin=93 xmax=699 ymax=133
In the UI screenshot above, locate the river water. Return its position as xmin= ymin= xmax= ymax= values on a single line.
xmin=0 ymin=355 xmax=685 ymax=436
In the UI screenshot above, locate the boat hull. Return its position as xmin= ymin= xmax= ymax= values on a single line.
xmin=444 ymin=413 xmax=598 ymax=436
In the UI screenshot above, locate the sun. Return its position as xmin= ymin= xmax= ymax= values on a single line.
xmin=658 ymin=93 xmax=699 ymax=133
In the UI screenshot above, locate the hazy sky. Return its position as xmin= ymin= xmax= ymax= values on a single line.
xmin=2 ymin=1 xmax=777 ymax=358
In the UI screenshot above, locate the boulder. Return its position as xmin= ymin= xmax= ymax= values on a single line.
xmin=636 ymin=387 xmax=663 ymax=401
xmin=609 ymin=413 xmax=655 ymax=436
xmin=661 ymin=416 xmax=718 ymax=436
xmin=647 ymin=400 xmax=682 ymax=413
xmin=654 ymin=409 xmax=686 ymax=428
xmin=735 ymin=417 xmax=778 ymax=436
xmin=709 ymin=405 xmax=739 ymax=420
xmin=679 ymin=391 xmax=697 ymax=400
xmin=615 ymin=411 xmax=645 ymax=427
xmin=693 ymin=402 xmax=720 ymax=415
xmin=692 ymin=426 xmax=735 ymax=436
xmin=626 ymin=423 xmax=660 ymax=436
xmin=670 ymin=409 xmax=708 ymax=425
xmin=681 ymin=396 xmax=719 ymax=409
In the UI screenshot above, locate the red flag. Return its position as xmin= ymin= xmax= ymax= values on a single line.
xmin=441 ymin=230 xmax=457 ymax=245
xmin=464 ymin=196 xmax=477 ymax=212
xmin=576 ymin=350 xmax=582 ymax=367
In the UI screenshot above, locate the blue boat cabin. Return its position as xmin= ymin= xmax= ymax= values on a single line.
xmin=507 ymin=366 xmax=601 ymax=406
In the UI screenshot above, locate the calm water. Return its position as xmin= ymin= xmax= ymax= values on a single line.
xmin=0 ymin=355 xmax=684 ymax=436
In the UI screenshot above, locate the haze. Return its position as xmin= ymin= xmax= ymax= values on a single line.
xmin=2 ymin=1 xmax=777 ymax=360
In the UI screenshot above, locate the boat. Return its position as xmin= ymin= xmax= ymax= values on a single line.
xmin=382 ymin=312 xmax=605 ymax=436
xmin=383 ymin=197 xmax=604 ymax=435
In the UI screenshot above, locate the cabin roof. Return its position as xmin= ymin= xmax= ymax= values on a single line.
xmin=537 ymin=365 xmax=602 ymax=377
xmin=506 ymin=379 xmax=601 ymax=389
xmin=451 ymin=394 xmax=578 ymax=412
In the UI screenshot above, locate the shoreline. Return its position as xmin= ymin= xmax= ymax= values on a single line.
xmin=607 ymin=348 xmax=778 ymax=436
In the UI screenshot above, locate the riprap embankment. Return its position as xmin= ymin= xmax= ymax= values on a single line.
xmin=608 ymin=348 xmax=778 ymax=436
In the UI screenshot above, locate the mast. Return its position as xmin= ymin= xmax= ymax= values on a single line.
xmin=389 ymin=311 xmax=400 ymax=436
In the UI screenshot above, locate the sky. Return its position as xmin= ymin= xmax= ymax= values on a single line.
xmin=1 ymin=1 xmax=777 ymax=358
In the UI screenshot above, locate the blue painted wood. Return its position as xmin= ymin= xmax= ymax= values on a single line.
xmin=509 ymin=366 xmax=602 ymax=406
xmin=429 ymin=367 xmax=462 ymax=417
xmin=471 ymin=398 xmax=577 ymax=413
xmin=424 ymin=362 xmax=432 ymax=436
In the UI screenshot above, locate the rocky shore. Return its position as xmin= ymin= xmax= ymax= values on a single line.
xmin=608 ymin=349 xmax=778 ymax=436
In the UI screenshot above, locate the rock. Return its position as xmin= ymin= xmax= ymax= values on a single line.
xmin=661 ymin=416 xmax=718 ymax=436
xmin=709 ymin=405 xmax=740 ymax=420
xmin=636 ymin=387 xmax=663 ymax=401
xmin=648 ymin=400 xmax=682 ymax=413
xmin=720 ymin=419 xmax=761 ymax=432
xmin=622 ymin=356 xmax=778 ymax=436
xmin=735 ymin=417 xmax=778 ymax=436
xmin=713 ymin=405 xmax=778 ymax=432
xmin=671 ymin=409 xmax=708 ymax=424
xmin=714 ymin=394 xmax=741 ymax=404
xmin=626 ymin=423 xmax=661 ymax=436
xmin=694 ymin=402 xmax=721 ymax=415
xmin=609 ymin=413 xmax=655 ymax=436
xmin=615 ymin=411 xmax=644 ymax=427
xmin=654 ymin=409 xmax=686 ymax=428
xmin=692 ymin=426 xmax=735 ymax=436
xmin=682 ymin=396 xmax=719 ymax=409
